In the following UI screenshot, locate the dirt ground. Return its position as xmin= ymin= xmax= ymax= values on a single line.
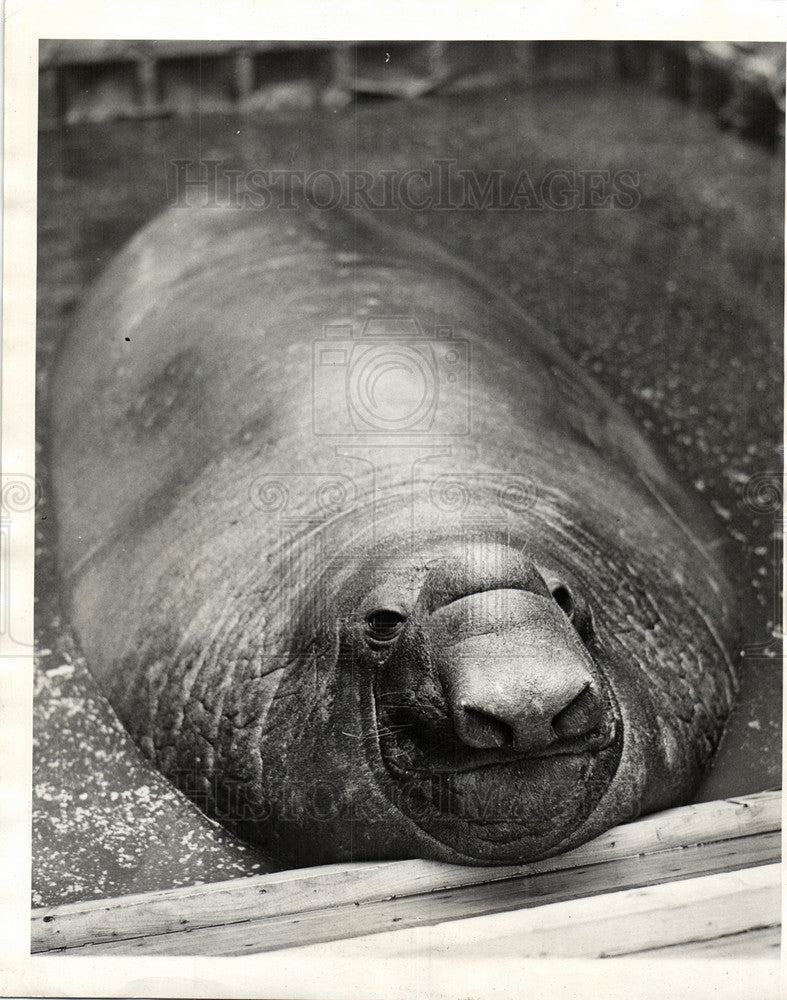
xmin=34 ymin=79 xmax=782 ymax=906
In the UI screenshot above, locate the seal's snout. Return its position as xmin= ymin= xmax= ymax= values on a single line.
xmin=429 ymin=589 xmax=603 ymax=755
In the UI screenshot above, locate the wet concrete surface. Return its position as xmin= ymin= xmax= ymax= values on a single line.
xmin=35 ymin=80 xmax=782 ymax=906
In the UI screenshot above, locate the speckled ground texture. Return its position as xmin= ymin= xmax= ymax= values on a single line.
xmin=35 ymin=80 xmax=783 ymax=907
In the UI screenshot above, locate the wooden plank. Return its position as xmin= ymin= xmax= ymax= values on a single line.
xmin=32 ymin=791 xmax=780 ymax=956
xmin=59 ymin=829 xmax=780 ymax=957
xmin=53 ymin=829 xmax=780 ymax=956
xmin=285 ymin=864 xmax=781 ymax=961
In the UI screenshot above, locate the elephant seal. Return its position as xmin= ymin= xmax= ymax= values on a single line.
xmin=50 ymin=194 xmax=738 ymax=867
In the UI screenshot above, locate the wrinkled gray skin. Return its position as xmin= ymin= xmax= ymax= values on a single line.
xmin=50 ymin=197 xmax=739 ymax=867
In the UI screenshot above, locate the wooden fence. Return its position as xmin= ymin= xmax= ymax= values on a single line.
xmin=38 ymin=40 xmax=785 ymax=148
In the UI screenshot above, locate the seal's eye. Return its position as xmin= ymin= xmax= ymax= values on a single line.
xmin=551 ymin=584 xmax=575 ymax=619
xmin=366 ymin=609 xmax=406 ymax=642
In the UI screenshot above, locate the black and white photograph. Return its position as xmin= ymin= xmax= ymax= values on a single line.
xmin=2 ymin=3 xmax=784 ymax=997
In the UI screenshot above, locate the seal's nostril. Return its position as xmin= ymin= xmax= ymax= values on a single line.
xmin=458 ymin=706 xmax=514 ymax=749
xmin=552 ymin=684 xmax=603 ymax=741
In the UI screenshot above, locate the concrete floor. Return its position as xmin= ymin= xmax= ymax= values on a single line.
xmin=35 ymin=79 xmax=782 ymax=906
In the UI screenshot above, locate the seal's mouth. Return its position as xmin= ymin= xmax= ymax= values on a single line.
xmin=378 ymin=710 xmax=615 ymax=778
xmin=377 ymin=708 xmax=620 ymax=776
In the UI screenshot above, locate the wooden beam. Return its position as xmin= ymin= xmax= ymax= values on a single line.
xmin=45 ymin=829 xmax=780 ymax=957
xmin=31 ymin=790 xmax=780 ymax=956
xmin=288 ymin=863 xmax=781 ymax=961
